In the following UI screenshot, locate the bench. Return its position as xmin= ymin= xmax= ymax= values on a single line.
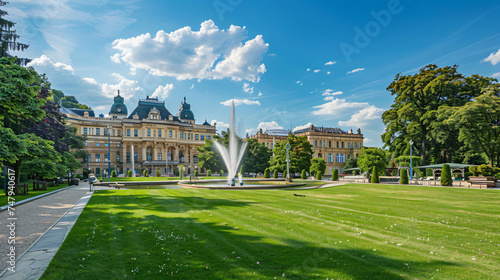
xmin=467 ymin=177 xmax=496 ymax=188
xmin=33 ymin=180 xmax=47 ymax=191
xmin=14 ymin=184 xmax=29 ymax=196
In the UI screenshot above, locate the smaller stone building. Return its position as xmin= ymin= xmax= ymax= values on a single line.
xmin=248 ymin=124 xmax=363 ymax=174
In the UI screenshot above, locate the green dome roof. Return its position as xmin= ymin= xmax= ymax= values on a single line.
xmin=177 ymin=97 xmax=195 ymax=120
xmin=109 ymin=90 xmax=128 ymax=116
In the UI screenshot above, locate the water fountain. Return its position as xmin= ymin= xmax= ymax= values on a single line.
xmin=213 ymin=102 xmax=247 ymax=186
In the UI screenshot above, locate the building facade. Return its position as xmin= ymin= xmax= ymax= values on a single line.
xmin=248 ymin=124 xmax=364 ymax=174
xmin=62 ymin=92 xmax=215 ymax=177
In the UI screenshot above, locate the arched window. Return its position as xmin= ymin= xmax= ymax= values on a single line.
xmin=328 ymin=153 xmax=333 ymax=163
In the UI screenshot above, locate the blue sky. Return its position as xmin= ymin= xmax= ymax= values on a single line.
xmin=6 ymin=0 xmax=500 ymax=147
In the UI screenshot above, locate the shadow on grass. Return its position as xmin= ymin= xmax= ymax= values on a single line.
xmin=42 ymin=193 xmax=463 ymax=280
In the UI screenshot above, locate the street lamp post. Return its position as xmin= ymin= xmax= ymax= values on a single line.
xmin=409 ymin=139 xmax=414 ymax=181
xmin=285 ymin=142 xmax=291 ymax=182
xmin=107 ymin=125 xmax=112 ymax=182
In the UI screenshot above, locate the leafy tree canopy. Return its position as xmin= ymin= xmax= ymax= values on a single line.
xmin=269 ymin=134 xmax=313 ymax=174
xmin=241 ymin=138 xmax=271 ymax=173
xmin=357 ymin=147 xmax=387 ymax=174
xmin=381 ymin=64 xmax=495 ymax=165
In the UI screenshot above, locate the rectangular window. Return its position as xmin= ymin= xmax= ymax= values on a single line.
xmin=329 ymin=141 xmax=331 ymax=148
xmin=329 ymin=153 xmax=333 ymax=163
xmin=117 ymin=153 xmax=121 ymax=163
xmin=180 ymin=132 xmax=184 ymax=139
xmin=117 ymin=143 xmax=121 ymax=148
xmin=315 ymin=140 xmax=317 ymax=147
xmin=127 ymin=129 xmax=130 ymax=137
xmin=207 ymin=135 xmax=210 ymax=140
xmin=126 ymin=153 xmax=130 ymax=163
xmin=336 ymin=153 xmax=345 ymax=163
xmin=360 ymin=143 xmax=362 ymax=148
xmin=117 ymin=130 xmax=121 ymax=136
xmin=158 ymin=129 xmax=162 ymax=138
xmin=85 ymin=142 xmax=88 ymax=146
xmin=104 ymin=128 xmax=109 ymax=135
xmin=105 ymin=154 xmax=109 ymax=162
xmin=96 ymin=143 xmax=100 ymax=147
xmin=83 ymin=127 xmax=88 ymax=135
xmin=342 ymin=142 xmax=345 ymax=148
xmin=96 ymin=154 xmax=101 ymax=162
xmin=88 ymin=154 xmax=91 ymax=163
xmin=134 ymin=130 xmax=138 ymax=137
xmin=188 ymin=133 xmax=191 ymax=140
xmin=169 ymin=131 xmax=173 ymax=138
xmin=201 ymin=135 xmax=205 ymax=141
xmin=96 ymin=128 xmax=100 ymax=135
xmin=355 ymin=142 xmax=358 ymax=148
xmin=105 ymin=143 xmax=108 ymax=147
xmin=147 ymin=129 xmax=151 ymax=137
xmin=134 ymin=153 xmax=138 ymax=162
xmin=158 ymin=153 xmax=162 ymax=161
xmin=195 ymin=134 xmax=199 ymax=141
xmin=337 ymin=141 xmax=339 ymax=148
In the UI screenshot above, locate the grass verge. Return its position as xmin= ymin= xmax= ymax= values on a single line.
xmin=1 ymin=183 xmax=69 ymax=207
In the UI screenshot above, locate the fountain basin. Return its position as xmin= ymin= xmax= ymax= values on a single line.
xmin=178 ymin=178 xmax=305 ymax=189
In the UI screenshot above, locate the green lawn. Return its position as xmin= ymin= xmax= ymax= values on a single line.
xmin=1 ymin=183 xmax=69 ymax=207
xmin=42 ymin=184 xmax=499 ymax=279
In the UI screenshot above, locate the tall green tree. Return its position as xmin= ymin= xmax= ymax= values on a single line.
xmin=197 ymin=139 xmax=223 ymax=173
xmin=382 ymin=65 xmax=491 ymax=165
xmin=0 ymin=126 xmax=24 ymax=167
xmin=450 ymin=90 xmax=500 ymax=167
xmin=0 ymin=1 xmax=29 ymax=65
xmin=241 ymin=138 xmax=271 ymax=173
xmin=310 ymin=158 xmax=326 ymax=176
xmin=269 ymin=134 xmax=313 ymax=174
xmin=17 ymin=134 xmax=62 ymax=183
xmin=0 ymin=57 xmax=46 ymax=132
xmin=357 ymin=147 xmax=387 ymax=175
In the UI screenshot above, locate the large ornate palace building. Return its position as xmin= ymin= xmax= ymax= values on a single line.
xmin=248 ymin=125 xmax=364 ymax=175
xmin=61 ymin=91 xmax=215 ymax=176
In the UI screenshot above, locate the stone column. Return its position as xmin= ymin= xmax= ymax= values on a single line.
xmin=142 ymin=145 xmax=147 ymax=162
xmin=175 ymin=148 xmax=179 ymax=162
xmin=122 ymin=144 xmax=127 ymax=170
xmin=153 ymin=147 xmax=158 ymax=160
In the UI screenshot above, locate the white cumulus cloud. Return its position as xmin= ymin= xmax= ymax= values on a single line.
xmin=151 ymin=83 xmax=174 ymax=100
xmin=492 ymin=72 xmax=500 ymax=78
xmin=111 ymin=20 xmax=269 ymax=82
xmin=338 ymin=106 xmax=385 ymax=127
xmin=220 ymin=98 xmax=261 ymax=106
xmin=100 ymin=73 xmax=142 ymax=99
xmin=325 ymin=61 xmax=337 ymax=65
xmin=29 ymin=55 xmax=75 ymax=73
xmin=483 ymin=49 xmax=500 ymax=65
xmin=243 ymin=83 xmax=254 ymax=94
xmin=313 ymin=69 xmax=320 ymax=73
xmin=312 ymin=98 xmax=369 ymax=117
xmin=27 ymin=55 xmax=142 ymax=112
xmin=347 ymin=68 xmax=365 ymax=74
xmin=292 ymin=122 xmax=313 ymax=132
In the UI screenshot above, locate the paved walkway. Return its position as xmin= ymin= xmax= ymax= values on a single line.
xmin=0 ymin=182 xmax=111 ymax=279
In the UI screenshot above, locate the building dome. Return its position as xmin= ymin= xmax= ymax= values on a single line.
xmin=177 ymin=97 xmax=195 ymax=121
xmin=109 ymin=90 xmax=128 ymax=118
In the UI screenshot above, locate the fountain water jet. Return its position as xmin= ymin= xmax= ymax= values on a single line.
xmin=213 ymin=102 xmax=247 ymax=186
